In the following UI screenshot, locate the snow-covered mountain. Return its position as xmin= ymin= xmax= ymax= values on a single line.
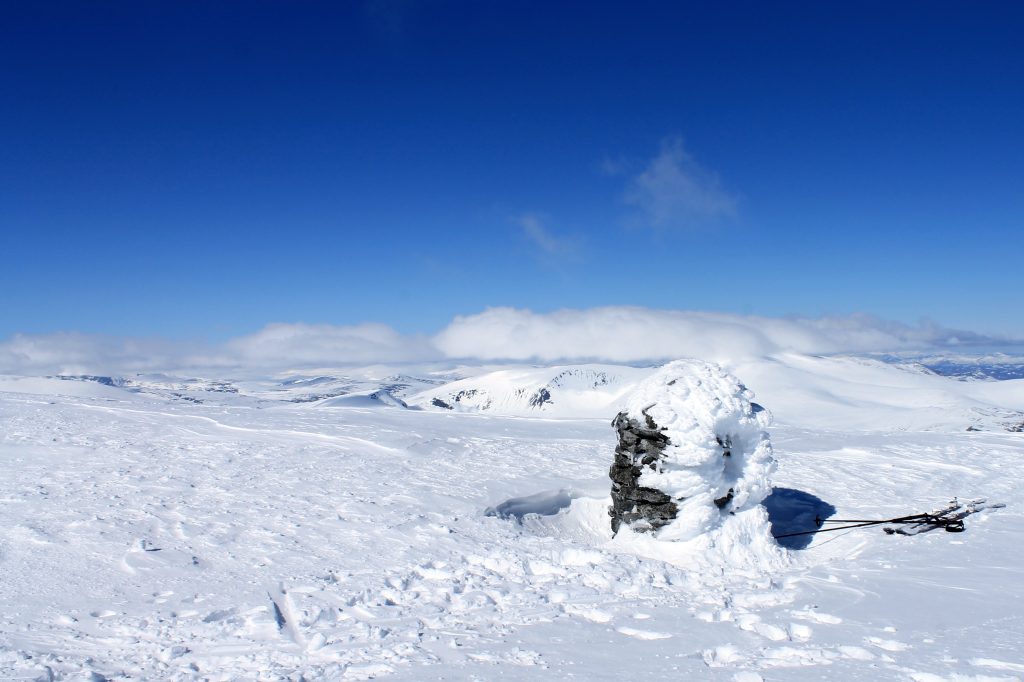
xmin=405 ymin=355 xmax=1024 ymax=433
xmin=732 ymin=353 xmax=1024 ymax=432
xmin=409 ymin=364 xmax=652 ymax=417
xmin=873 ymin=351 xmax=1024 ymax=381
xmin=918 ymin=353 xmax=1024 ymax=381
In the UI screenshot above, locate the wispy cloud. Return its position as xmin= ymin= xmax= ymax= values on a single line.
xmin=518 ymin=213 xmax=581 ymax=257
xmin=624 ymin=136 xmax=738 ymax=230
xmin=0 ymin=309 xmax=1014 ymax=376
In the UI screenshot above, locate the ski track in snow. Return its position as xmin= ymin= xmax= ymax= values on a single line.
xmin=0 ymin=381 xmax=1022 ymax=680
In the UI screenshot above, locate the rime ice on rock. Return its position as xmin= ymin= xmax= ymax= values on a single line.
xmin=609 ymin=359 xmax=775 ymax=541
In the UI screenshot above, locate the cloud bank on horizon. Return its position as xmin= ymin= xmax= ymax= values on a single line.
xmin=0 ymin=307 xmax=1016 ymax=376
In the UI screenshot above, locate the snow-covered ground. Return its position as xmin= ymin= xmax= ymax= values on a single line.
xmin=1 ymin=354 xmax=1023 ymax=680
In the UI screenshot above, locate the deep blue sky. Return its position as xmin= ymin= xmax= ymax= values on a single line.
xmin=2 ymin=1 xmax=1022 ymax=340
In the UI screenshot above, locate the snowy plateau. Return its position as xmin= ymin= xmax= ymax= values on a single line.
xmin=2 ymin=353 xmax=1024 ymax=681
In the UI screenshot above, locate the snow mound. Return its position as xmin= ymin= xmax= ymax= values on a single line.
xmin=619 ymin=359 xmax=776 ymax=545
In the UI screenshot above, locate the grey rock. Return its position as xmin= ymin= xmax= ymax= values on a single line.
xmin=608 ymin=409 xmax=678 ymax=535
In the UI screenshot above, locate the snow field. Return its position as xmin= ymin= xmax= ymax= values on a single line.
xmin=0 ymin=361 xmax=1022 ymax=680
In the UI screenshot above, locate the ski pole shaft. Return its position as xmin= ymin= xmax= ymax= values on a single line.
xmin=773 ymin=520 xmax=890 ymax=539
xmin=821 ymin=510 xmax=942 ymax=524
xmin=821 ymin=513 xmax=932 ymax=524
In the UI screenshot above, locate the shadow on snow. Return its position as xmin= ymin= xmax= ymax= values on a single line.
xmin=763 ymin=487 xmax=836 ymax=550
xmin=486 ymin=486 xmax=836 ymax=551
xmin=485 ymin=489 xmax=577 ymax=522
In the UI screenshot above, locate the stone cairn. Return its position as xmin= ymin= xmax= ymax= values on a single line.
xmin=609 ymin=408 xmax=738 ymax=535
xmin=608 ymin=408 xmax=676 ymax=534
xmin=607 ymin=359 xmax=774 ymax=539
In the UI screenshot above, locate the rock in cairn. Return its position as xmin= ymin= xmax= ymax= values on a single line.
xmin=609 ymin=359 xmax=775 ymax=541
xmin=609 ymin=408 xmax=676 ymax=534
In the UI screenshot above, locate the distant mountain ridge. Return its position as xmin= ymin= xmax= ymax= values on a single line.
xmin=33 ymin=353 xmax=1024 ymax=433
xmin=871 ymin=352 xmax=1024 ymax=381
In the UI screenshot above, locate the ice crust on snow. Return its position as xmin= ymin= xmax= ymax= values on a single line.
xmin=617 ymin=359 xmax=776 ymax=543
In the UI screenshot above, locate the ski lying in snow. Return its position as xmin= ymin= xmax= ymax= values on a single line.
xmin=881 ymin=498 xmax=1005 ymax=536
xmin=774 ymin=498 xmax=1005 ymax=540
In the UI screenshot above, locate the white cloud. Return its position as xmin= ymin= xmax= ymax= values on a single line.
xmin=0 ymin=309 xmax=1012 ymax=376
xmin=224 ymin=322 xmax=434 ymax=367
xmin=0 ymin=323 xmax=434 ymax=376
xmin=624 ymin=137 xmax=738 ymax=229
xmin=519 ymin=214 xmax=579 ymax=256
xmin=0 ymin=332 xmax=198 ymax=376
xmin=433 ymin=307 xmax=1006 ymax=364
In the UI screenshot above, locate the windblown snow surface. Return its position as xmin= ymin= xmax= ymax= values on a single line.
xmin=1 ymin=354 xmax=1023 ymax=681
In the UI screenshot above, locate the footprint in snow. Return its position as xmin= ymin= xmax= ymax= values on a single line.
xmin=89 ymin=610 xmax=118 ymax=619
xmin=616 ymin=626 xmax=672 ymax=640
xmin=970 ymin=658 xmax=1024 ymax=674
xmin=120 ymin=539 xmax=196 ymax=574
xmin=838 ymin=645 xmax=875 ymax=661
xmin=201 ymin=607 xmax=237 ymax=623
xmin=866 ymin=636 xmax=911 ymax=652
xmin=791 ymin=608 xmax=842 ymax=625
xmin=788 ymin=622 xmax=813 ymax=641
xmin=733 ymin=673 xmax=764 ymax=682
xmin=736 ymin=614 xmax=788 ymax=641
xmin=562 ymin=605 xmax=612 ymax=623
xmin=758 ymin=646 xmax=833 ymax=667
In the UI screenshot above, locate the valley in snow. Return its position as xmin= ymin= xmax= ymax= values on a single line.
xmin=1 ymin=352 xmax=1023 ymax=680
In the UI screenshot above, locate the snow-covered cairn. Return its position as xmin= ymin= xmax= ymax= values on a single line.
xmin=609 ymin=359 xmax=775 ymax=541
